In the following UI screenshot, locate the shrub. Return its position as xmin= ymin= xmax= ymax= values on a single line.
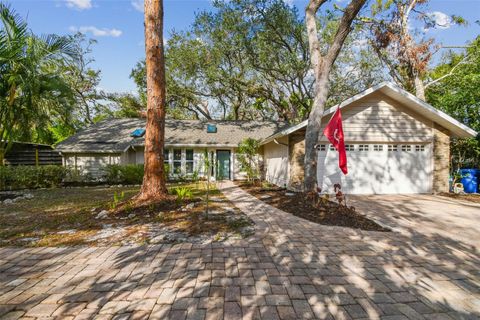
xmin=109 ymin=191 xmax=125 ymax=210
xmin=104 ymin=164 xmax=144 ymax=184
xmin=104 ymin=164 xmax=172 ymax=185
xmin=172 ymin=186 xmax=193 ymax=203
xmin=237 ymin=138 xmax=261 ymax=182
xmin=0 ymin=165 xmax=68 ymax=190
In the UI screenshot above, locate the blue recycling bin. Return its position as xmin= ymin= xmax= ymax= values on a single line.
xmin=459 ymin=169 xmax=479 ymax=193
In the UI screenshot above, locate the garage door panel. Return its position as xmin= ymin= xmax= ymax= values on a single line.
xmin=317 ymin=144 xmax=432 ymax=194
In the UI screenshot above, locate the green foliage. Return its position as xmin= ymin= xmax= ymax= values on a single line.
xmin=106 ymin=93 xmax=145 ymax=118
xmin=237 ymin=138 xmax=261 ymax=182
xmin=109 ymin=191 xmax=125 ymax=210
xmin=0 ymin=165 xmax=68 ymax=190
xmin=130 ymin=0 xmax=381 ymax=122
xmin=0 ymin=4 xmax=79 ymax=151
xmin=104 ymin=164 xmax=144 ymax=184
xmin=426 ymin=36 xmax=480 ymax=170
xmin=172 ymin=186 xmax=193 ymax=203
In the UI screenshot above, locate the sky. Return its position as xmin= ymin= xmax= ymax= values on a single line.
xmin=10 ymin=0 xmax=480 ymax=94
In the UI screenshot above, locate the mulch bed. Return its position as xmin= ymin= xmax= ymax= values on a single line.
xmin=439 ymin=192 xmax=480 ymax=204
xmin=238 ymin=183 xmax=389 ymax=232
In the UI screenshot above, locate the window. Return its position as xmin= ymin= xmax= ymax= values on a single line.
xmin=401 ymin=145 xmax=411 ymax=152
xmin=388 ymin=145 xmax=398 ymax=152
xmin=373 ymin=145 xmax=383 ymax=151
xmin=329 ymin=145 xmax=336 ymax=151
xmin=173 ymin=149 xmax=182 ymax=174
xmin=345 ymin=145 xmax=354 ymax=151
xmin=359 ymin=145 xmax=369 ymax=152
xmin=185 ymin=149 xmax=194 ymax=174
xmin=415 ymin=145 xmax=425 ymax=152
xmin=319 ymin=145 xmax=326 ymax=151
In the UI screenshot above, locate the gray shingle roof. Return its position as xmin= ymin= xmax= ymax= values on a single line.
xmin=55 ymin=118 xmax=288 ymax=153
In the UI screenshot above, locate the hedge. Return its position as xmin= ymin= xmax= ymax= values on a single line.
xmin=0 ymin=165 xmax=69 ymax=190
xmin=103 ymin=164 xmax=144 ymax=185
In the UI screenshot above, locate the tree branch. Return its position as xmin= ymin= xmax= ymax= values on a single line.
xmin=424 ymin=53 xmax=471 ymax=89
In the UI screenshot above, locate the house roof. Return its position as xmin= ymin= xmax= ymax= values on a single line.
xmin=55 ymin=118 xmax=288 ymax=153
xmin=261 ymin=82 xmax=477 ymax=145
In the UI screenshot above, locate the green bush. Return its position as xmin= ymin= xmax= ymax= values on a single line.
xmin=104 ymin=163 xmax=173 ymax=184
xmin=104 ymin=164 xmax=144 ymax=184
xmin=0 ymin=165 xmax=68 ymax=190
xmin=172 ymin=186 xmax=193 ymax=203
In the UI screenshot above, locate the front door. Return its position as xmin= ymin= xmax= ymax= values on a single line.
xmin=216 ymin=150 xmax=231 ymax=180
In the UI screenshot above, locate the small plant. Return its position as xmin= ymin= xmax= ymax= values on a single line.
xmin=123 ymin=200 xmax=133 ymax=214
xmin=334 ymin=183 xmax=345 ymax=206
xmin=237 ymin=138 xmax=261 ymax=183
xmin=173 ymin=186 xmax=193 ymax=203
xmin=109 ymin=191 xmax=125 ymax=210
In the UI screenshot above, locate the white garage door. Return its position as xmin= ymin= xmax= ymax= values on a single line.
xmin=317 ymin=143 xmax=432 ymax=194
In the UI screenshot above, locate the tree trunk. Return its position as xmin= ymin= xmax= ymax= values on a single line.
xmin=135 ymin=0 xmax=168 ymax=202
xmin=303 ymin=0 xmax=367 ymax=192
xmin=304 ymin=71 xmax=330 ymax=191
xmin=414 ymin=74 xmax=426 ymax=101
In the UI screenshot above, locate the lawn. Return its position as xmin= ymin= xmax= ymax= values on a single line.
xmin=0 ymin=182 xmax=253 ymax=247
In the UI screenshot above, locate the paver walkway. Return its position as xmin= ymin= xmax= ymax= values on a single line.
xmin=0 ymin=182 xmax=479 ymax=320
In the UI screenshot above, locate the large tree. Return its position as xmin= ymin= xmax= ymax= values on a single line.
xmin=134 ymin=0 xmax=168 ymax=202
xmin=0 ymin=4 xmax=77 ymax=163
xmin=368 ymin=0 xmax=466 ymax=100
xmin=303 ymin=0 xmax=368 ymax=192
xmin=131 ymin=0 xmax=382 ymax=123
xmin=427 ymin=36 xmax=480 ymax=170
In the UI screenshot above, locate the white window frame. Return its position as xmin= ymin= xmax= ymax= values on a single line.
xmin=415 ymin=145 xmax=425 ymax=152
xmin=172 ymin=149 xmax=183 ymax=175
xmin=359 ymin=144 xmax=369 ymax=152
xmin=185 ymin=149 xmax=194 ymax=175
xmin=388 ymin=145 xmax=398 ymax=152
xmin=373 ymin=145 xmax=383 ymax=152
xmin=401 ymin=145 xmax=412 ymax=152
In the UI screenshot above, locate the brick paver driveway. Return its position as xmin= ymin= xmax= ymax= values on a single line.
xmin=348 ymin=194 xmax=480 ymax=250
xmin=0 ymin=182 xmax=479 ymax=319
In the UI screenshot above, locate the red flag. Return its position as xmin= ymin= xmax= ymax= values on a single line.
xmin=323 ymin=108 xmax=348 ymax=175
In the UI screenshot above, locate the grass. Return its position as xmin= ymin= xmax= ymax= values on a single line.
xmin=0 ymin=182 xmax=253 ymax=247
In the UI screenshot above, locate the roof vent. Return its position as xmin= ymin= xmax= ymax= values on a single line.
xmin=207 ymin=124 xmax=217 ymax=133
xmin=130 ymin=128 xmax=146 ymax=138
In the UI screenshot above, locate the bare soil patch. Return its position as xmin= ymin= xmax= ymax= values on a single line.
xmin=238 ymin=182 xmax=389 ymax=232
xmin=0 ymin=182 xmax=254 ymax=247
xmin=439 ymin=192 xmax=480 ymax=204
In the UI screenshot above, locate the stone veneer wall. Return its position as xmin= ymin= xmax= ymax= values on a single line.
xmin=433 ymin=124 xmax=450 ymax=193
xmin=288 ymin=130 xmax=305 ymax=191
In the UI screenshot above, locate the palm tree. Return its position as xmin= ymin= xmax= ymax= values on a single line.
xmin=0 ymin=3 xmax=77 ymax=164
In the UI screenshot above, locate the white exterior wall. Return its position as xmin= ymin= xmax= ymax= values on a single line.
xmin=263 ymin=137 xmax=289 ymax=187
xmin=63 ymin=153 xmax=121 ymax=178
xmin=317 ymin=143 xmax=433 ymax=194
xmin=314 ymin=91 xmax=436 ymax=194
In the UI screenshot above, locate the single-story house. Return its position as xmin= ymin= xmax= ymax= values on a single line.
xmin=56 ymin=82 xmax=477 ymax=194
xmin=55 ymin=119 xmax=287 ymax=180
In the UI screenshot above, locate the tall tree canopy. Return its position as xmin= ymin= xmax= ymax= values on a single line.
xmin=368 ymin=0 xmax=466 ymax=100
xmin=131 ymin=0 xmax=383 ymax=123
xmin=427 ymin=36 xmax=480 ymax=169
